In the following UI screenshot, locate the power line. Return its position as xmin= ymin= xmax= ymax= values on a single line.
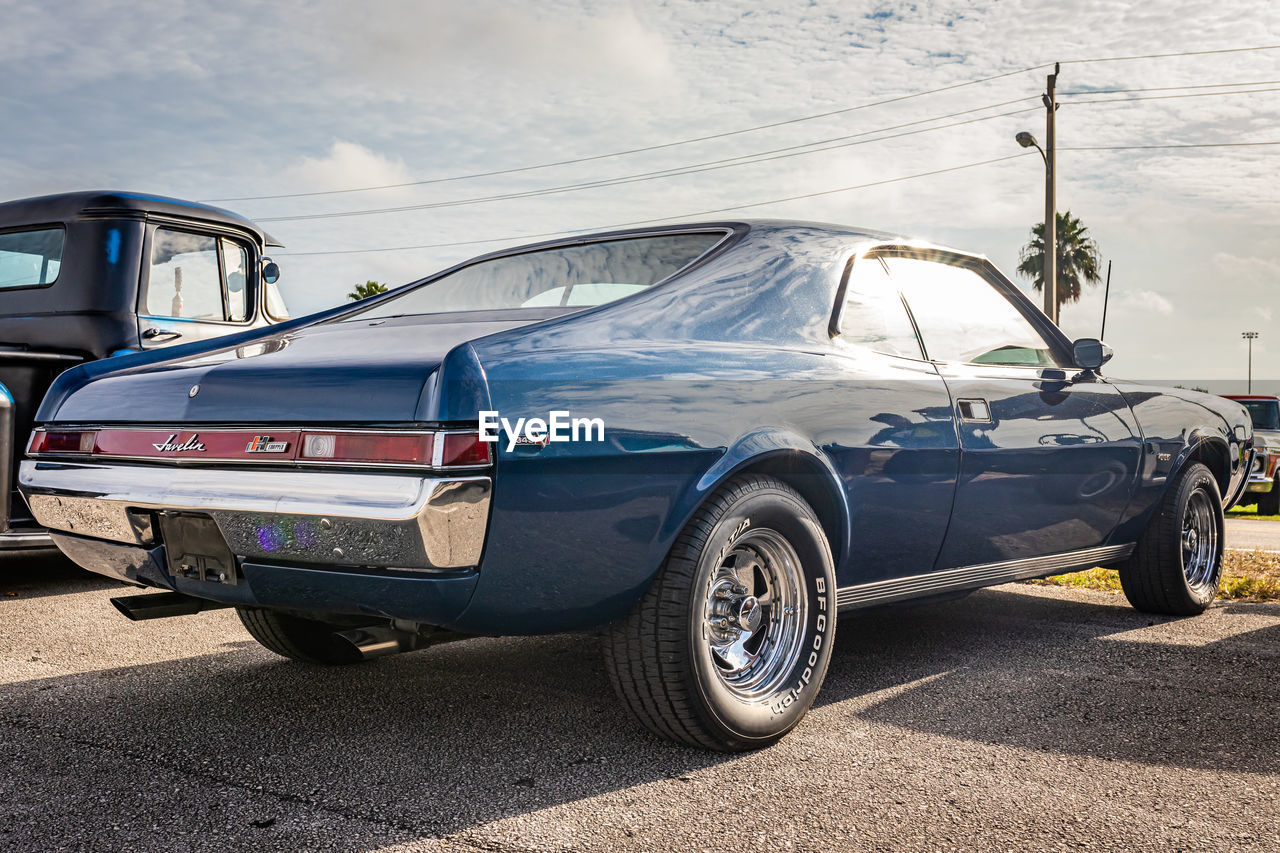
xmin=1062 ymin=141 xmax=1280 ymax=151
xmin=1059 ymin=44 xmax=1280 ymax=65
xmin=207 ymin=65 xmax=1051 ymax=203
xmin=280 ymin=137 xmax=1280 ymax=257
xmin=256 ymin=101 xmax=1040 ymax=223
xmin=208 ymin=43 xmax=1280 ymax=204
xmin=257 ymin=84 xmax=1278 ymax=223
xmin=1062 ymin=85 xmax=1280 ymax=105
xmin=278 ymin=153 xmax=1034 ymax=256
xmin=1060 ymin=80 xmax=1280 ymax=96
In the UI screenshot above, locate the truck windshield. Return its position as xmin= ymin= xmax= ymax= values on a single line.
xmin=0 ymin=227 xmax=64 ymax=288
xmin=1242 ymin=400 xmax=1280 ymax=431
xmin=348 ymin=232 xmax=724 ymax=319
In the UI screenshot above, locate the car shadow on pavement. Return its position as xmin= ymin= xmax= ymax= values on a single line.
xmin=0 ymin=550 xmax=118 ymax=601
xmin=821 ymin=588 xmax=1280 ymax=775
xmin=0 ymin=585 xmax=1276 ymax=849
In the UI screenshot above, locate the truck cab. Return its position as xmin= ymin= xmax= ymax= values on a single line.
xmin=0 ymin=190 xmax=290 ymax=547
xmin=1222 ymin=394 xmax=1280 ymax=513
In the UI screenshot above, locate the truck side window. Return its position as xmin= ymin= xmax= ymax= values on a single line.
xmin=221 ymin=239 xmax=249 ymax=322
xmin=147 ymin=229 xmax=252 ymax=322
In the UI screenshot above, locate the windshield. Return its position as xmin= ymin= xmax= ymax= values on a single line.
xmin=350 ymin=232 xmax=724 ymax=319
xmin=1242 ymin=400 xmax=1280 ymax=431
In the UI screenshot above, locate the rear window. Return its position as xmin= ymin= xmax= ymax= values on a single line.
xmin=351 ymin=232 xmax=724 ymax=319
xmin=0 ymin=227 xmax=64 ymax=289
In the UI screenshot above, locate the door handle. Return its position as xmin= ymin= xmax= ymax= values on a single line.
xmin=957 ymin=398 xmax=992 ymax=423
xmin=142 ymin=327 xmax=182 ymax=342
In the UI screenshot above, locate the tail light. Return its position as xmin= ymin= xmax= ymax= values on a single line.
xmin=298 ymin=430 xmax=491 ymax=469
xmin=28 ymin=429 xmax=96 ymax=454
xmin=299 ymin=431 xmax=434 ymax=465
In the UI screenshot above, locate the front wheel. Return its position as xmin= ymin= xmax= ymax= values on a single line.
xmin=1118 ymin=462 xmax=1224 ymax=616
xmin=604 ymin=474 xmax=836 ymax=751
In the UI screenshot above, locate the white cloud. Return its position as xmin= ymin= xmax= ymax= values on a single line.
xmin=1117 ymin=288 xmax=1174 ymax=316
xmin=2 ymin=0 xmax=1280 ymax=365
xmin=282 ymin=142 xmax=415 ymax=198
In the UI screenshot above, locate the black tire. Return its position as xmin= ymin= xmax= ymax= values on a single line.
xmin=603 ymin=474 xmax=836 ymax=751
xmin=237 ymin=607 xmax=364 ymax=665
xmin=1255 ymin=480 xmax=1280 ymax=516
xmin=1118 ymin=462 xmax=1224 ymax=616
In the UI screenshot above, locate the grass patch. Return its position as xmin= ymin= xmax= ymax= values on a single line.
xmin=1030 ymin=549 xmax=1280 ymax=602
xmin=1226 ymin=503 xmax=1280 ymax=521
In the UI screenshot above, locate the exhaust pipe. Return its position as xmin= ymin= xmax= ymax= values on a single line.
xmin=111 ymin=591 xmax=233 ymax=621
xmin=334 ymin=624 xmax=468 ymax=660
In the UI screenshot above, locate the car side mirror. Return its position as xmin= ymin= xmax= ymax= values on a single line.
xmin=1072 ymin=338 xmax=1113 ymax=371
xmin=261 ymin=258 xmax=281 ymax=285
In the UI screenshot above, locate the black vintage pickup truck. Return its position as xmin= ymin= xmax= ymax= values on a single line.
xmin=0 ymin=191 xmax=290 ymax=548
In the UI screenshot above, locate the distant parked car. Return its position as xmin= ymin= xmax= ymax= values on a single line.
xmin=0 ymin=191 xmax=290 ymax=549
xmin=21 ymin=220 xmax=1252 ymax=750
xmin=1222 ymin=394 xmax=1280 ymax=513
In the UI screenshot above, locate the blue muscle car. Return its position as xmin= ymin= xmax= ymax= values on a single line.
xmin=19 ymin=220 xmax=1252 ymax=751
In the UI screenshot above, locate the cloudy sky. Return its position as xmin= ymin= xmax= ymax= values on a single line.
xmin=2 ymin=0 xmax=1278 ymax=383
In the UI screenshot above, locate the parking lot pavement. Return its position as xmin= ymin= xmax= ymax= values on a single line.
xmin=2 ymin=555 xmax=1278 ymax=852
xmin=1226 ymin=517 xmax=1280 ymax=552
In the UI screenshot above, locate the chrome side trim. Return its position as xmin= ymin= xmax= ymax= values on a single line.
xmin=20 ymin=460 xmax=490 ymax=570
xmin=836 ymin=543 xmax=1135 ymax=609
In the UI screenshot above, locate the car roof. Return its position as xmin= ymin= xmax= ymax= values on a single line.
xmin=450 ymin=218 xmax=972 ymax=266
xmin=0 ymin=190 xmax=281 ymax=247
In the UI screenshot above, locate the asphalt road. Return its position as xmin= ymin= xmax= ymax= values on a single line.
xmin=1226 ymin=517 xmax=1280 ymax=552
xmin=2 ymin=553 xmax=1278 ymax=852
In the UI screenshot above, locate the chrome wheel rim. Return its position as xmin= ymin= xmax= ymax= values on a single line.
xmin=702 ymin=527 xmax=806 ymax=700
xmin=1182 ymin=489 xmax=1220 ymax=590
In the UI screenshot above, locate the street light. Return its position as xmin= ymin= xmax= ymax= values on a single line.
xmin=1017 ymin=64 xmax=1059 ymax=323
xmin=1243 ymin=331 xmax=1260 ymax=393
xmin=1017 ymin=125 xmax=1056 ymax=324
xmin=1015 ymin=131 xmax=1043 ymax=159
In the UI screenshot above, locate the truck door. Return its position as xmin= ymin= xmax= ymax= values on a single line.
xmin=138 ymin=227 xmax=256 ymax=348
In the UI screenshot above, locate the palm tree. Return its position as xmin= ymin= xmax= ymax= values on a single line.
xmin=1016 ymin=211 xmax=1102 ymax=315
xmin=347 ymin=280 xmax=389 ymax=301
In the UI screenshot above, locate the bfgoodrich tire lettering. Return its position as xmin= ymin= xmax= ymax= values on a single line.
xmin=603 ymin=474 xmax=836 ymax=751
xmin=1118 ymin=461 xmax=1224 ymax=616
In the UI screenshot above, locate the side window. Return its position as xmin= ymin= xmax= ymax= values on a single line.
xmin=887 ymin=257 xmax=1061 ymax=367
xmin=0 ymin=227 xmax=63 ymax=288
xmin=221 ymin=239 xmax=249 ymax=322
xmin=836 ymin=257 xmax=923 ymax=359
xmin=147 ymin=228 xmax=253 ymax=322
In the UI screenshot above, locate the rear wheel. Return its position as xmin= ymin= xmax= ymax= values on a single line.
xmin=1118 ymin=462 xmax=1224 ymax=616
xmin=604 ymin=474 xmax=836 ymax=751
xmin=237 ymin=607 xmax=364 ymax=665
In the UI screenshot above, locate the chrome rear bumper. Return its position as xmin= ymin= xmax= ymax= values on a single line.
xmin=19 ymin=460 xmax=490 ymax=570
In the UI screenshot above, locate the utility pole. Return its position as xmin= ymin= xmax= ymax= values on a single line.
xmin=1243 ymin=331 xmax=1259 ymax=393
xmin=1043 ymin=63 xmax=1059 ymax=324
xmin=1100 ymin=260 xmax=1112 ymax=339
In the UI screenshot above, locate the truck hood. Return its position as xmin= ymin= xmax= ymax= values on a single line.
xmin=45 ymin=314 xmax=534 ymax=425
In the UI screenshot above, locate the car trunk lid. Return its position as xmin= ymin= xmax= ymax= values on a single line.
xmin=47 ymin=314 xmax=533 ymax=425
